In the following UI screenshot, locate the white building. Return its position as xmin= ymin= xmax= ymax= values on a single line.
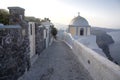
xmin=41 ymin=20 xmax=53 ymax=48
xmin=68 ymin=13 xmax=91 ymax=36
xmin=68 ymin=13 xmax=106 ymax=57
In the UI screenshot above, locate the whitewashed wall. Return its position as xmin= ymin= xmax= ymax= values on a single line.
xmin=87 ymin=27 xmax=91 ymax=35
xmin=58 ymin=32 xmax=120 ymax=80
xmin=46 ymin=28 xmax=49 ymax=48
xmin=28 ymin=22 xmax=36 ymax=58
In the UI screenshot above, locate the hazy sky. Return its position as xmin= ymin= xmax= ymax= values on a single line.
xmin=1 ymin=0 xmax=120 ymax=28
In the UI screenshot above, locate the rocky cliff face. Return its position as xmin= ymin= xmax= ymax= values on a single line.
xmin=91 ymin=29 xmax=114 ymax=61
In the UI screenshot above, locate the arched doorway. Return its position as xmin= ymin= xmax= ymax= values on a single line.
xmin=80 ymin=28 xmax=84 ymax=35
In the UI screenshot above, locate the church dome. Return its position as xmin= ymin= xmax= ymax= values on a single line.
xmin=69 ymin=14 xmax=90 ymax=27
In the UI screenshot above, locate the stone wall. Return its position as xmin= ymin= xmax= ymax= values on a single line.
xmin=35 ymin=24 xmax=46 ymax=55
xmin=0 ymin=7 xmax=30 ymax=80
xmin=0 ymin=25 xmax=52 ymax=80
xmin=8 ymin=7 xmax=25 ymax=24
xmin=0 ymin=27 xmax=30 ymax=80
xmin=0 ymin=6 xmax=53 ymax=80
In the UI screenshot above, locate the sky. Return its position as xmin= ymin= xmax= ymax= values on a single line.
xmin=0 ymin=0 xmax=120 ymax=29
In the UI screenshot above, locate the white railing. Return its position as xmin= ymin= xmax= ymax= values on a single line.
xmin=57 ymin=32 xmax=120 ymax=80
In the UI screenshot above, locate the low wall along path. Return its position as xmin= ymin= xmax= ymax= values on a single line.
xmin=58 ymin=32 xmax=120 ymax=80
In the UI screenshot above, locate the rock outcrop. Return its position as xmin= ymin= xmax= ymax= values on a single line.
xmin=91 ymin=29 xmax=114 ymax=61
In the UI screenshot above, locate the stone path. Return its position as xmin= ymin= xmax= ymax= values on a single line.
xmin=19 ymin=41 xmax=93 ymax=80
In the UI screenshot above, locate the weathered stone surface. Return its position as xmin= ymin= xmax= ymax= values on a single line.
xmin=0 ymin=28 xmax=30 ymax=80
xmin=91 ymin=29 xmax=114 ymax=61
xmin=0 ymin=6 xmax=52 ymax=80
xmin=35 ymin=24 xmax=46 ymax=55
xmin=0 ymin=7 xmax=30 ymax=80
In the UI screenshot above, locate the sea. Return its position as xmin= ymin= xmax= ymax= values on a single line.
xmin=109 ymin=42 xmax=120 ymax=65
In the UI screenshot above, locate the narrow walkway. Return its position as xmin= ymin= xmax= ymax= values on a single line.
xmin=19 ymin=41 xmax=93 ymax=80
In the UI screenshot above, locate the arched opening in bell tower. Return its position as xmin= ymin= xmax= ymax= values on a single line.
xmin=80 ymin=28 xmax=84 ymax=35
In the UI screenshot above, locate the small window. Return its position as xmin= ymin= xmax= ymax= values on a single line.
xmin=80 ymin=28 xmax=84 ymax=35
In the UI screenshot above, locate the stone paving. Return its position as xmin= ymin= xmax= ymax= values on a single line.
xmin=19 ymin=41 xmax=93 ymax=80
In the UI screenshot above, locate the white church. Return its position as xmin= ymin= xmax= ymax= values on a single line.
xmin=68 ymin=13 xmax=106 ymax=57
xmin=68 ymin=13 xmax=91 ymax=36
